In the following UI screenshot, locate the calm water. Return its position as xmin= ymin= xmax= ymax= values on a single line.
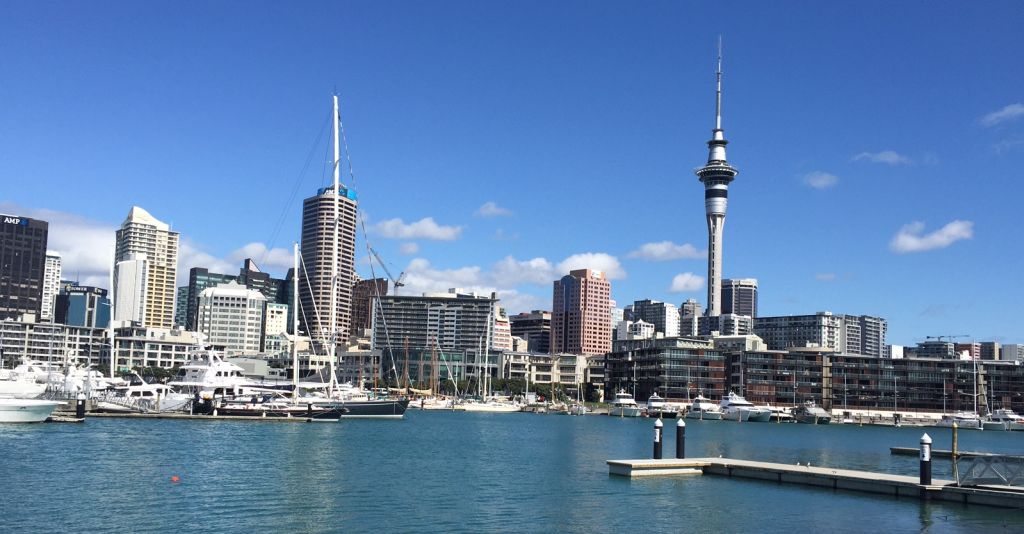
xmin=2 ymin=412 xmax=1023 ymax=533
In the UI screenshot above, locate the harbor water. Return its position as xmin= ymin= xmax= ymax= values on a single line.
xmin=2 ymin=412 xmax=1023 ymax=532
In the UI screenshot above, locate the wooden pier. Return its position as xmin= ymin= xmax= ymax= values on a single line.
xmin=607 ymin=457 xmax=1024 ymax=509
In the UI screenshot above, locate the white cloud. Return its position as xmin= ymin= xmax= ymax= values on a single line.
xmin=802 ymin=171 xmax=839 ymax=189
xmin=227 ymin=242 xmax=295 ymax=274
xmin=627 ymin=240 xmax=705 ymax=261
xmin=399 ymin=242 xmax=419 ymax=255
xmin=815 ymin=273 xmax=837 ymax=282
xmin=980 ymin=103 xmax=1024 ymax=127
xmin=370 ymin=217 xmax=463 ymax=241
xmin=0 ymin=203 xmax=116 ymax=288
xmin=491 ymin=256 xmax=556 ymax=286
xmin=889 ymin=220 xmax=974 ymax=253
xmin=557 ymin=253 xmax=626 ymax=280
xmin=178 ymin=238 xmax=236 ymax=285
xmin=474 ymin=201 xmax=513 ymax=218
xmin=668 ymin=272 xmax=705 ymax=293
xmin=853 ymin=150 xmax=912 ymax=165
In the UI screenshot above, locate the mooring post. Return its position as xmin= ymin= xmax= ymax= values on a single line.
xmin=951 ymin=422 xmax=959 ymax=484
xmin=676 ymin=418 xmax=686 ymax=459
xmin=653 ymin=418 xmax=663 ymax=459
xmin=919 ymin=433 xmax=932 ymax=486
xmin=75 ymin=393 xmax=86 ymax=419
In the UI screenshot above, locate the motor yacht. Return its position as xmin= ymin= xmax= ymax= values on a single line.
xmin=645 ymin=393 xmax=677 ymax=418
xmin=719 ymin=392 xmax=771 ymax=422
xmin=608 ymin=390 xmax=643 ymax=417
xmin=0 ymin=398 xmax=63 ymax=423
xmin=983 ymin=408 xmax=1024 ymax=431
xmin=169 ymin=351 xmax=269 ymax=398
xmin=685 ymin=394 xmax=723 ymax=420
xmin=792 ymin=401 xmax=832 ymax=424
xmin=935 ymin=411 xmax=983 ymax=430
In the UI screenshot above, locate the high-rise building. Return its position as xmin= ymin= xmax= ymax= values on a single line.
xmin=0 ymin=213 xmax=48 ymax=321
xmin=694 ymin=46 xmax=738 ymax=317
xmin=753 ymin=312 xmax=886 ymax=357
xmin=182 ymin=259 xmax=289 ymax=332
xmin=196 ymin=281 xmax=266 ymax=355
xmin=980 ymin=342 xmax=1001 ymax=361
xmin=491 ymin=304 xmax=513 ymax=352
xmin=174 ymin=286 xmax=188 ymax=328
xmin=1001 ymin=344 xmax=1024 ymax=361
xmin=721 ymin=278 xmax=757 ymax=318
xmin=54 ymin=283 xmax=111 ymax=329
xmin=350 ymin=278 xmax=388 ymax=340
xmin=114 ymin=207 xmax=179 ymax=328
xmin=112 ymin=252 xmax=147 ymax=326
xmin=551 ymin=269 xmax=612 ymax=356
xmin=299 ymin=184 xmax=357 ymax=344
xmin=680 ymin=298 xmax=702 ymax=318
xmin=625 ymin=299 xmax=680 ymax=338
xmin=510 ymin=310 xmax=551 ymax=354
xmin=262 ymin=302 xmax=289 ymax=353
xmin=41 ymin=251 xmax=62 ymax=322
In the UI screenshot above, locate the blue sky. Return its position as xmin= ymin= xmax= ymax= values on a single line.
xmin=1 ymin=2 xmax=1022 ymax=345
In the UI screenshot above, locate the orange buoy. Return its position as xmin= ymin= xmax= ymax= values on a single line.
xmin=170 ymin=475 xmax=181 ymax=483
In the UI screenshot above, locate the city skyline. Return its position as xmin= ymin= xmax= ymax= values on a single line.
xmin=2 ymin=2 xmax=1023 ymax=345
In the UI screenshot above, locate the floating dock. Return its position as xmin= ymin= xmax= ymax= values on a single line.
xmin=82 ymin=412 xmax=337 ymax=422
xmin=607 ymin=457 xmax=1024 ymax=509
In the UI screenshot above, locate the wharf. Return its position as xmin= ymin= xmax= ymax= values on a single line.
xmin=85 ymin=412 xmax=336 ymax=423
xmin=607 ymin=457 xmax=1024 ymax=509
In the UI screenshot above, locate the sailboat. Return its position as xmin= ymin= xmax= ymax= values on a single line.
xmin=293 ymin=95 xmax=409 ymax=419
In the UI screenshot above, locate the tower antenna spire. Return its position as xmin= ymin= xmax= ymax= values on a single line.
xmin=715 ymin=35 xmax=723 ymax=131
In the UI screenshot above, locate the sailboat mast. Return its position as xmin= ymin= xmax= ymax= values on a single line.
xmin=292 ymin=242 xmax=299 ymax=398
xmin=329 ymin=95 xmax=341 ymax=393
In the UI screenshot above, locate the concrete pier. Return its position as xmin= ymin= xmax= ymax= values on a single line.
xmin=607 ymin=457 xmax=1024 ymax=509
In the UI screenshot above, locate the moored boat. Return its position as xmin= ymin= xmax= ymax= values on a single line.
xmin=719 ymin=392 xmax=771 ymax=422
xmin=608 ymin=390 xmax=643 ymax=417
xmin=935 ymin=411 xmax=983 ymax=430
xmin=792 ymin=401 xmax=831 ymax=424
xmin=0 ymin=398 xmax=63 ymax=423
xmin=983 ymin=408 xmax=1024 ymax=431
xmin=685 ymin=394 xmax=723 ymax=420
xmin=645 ymin=393 xmax=677 ymax=418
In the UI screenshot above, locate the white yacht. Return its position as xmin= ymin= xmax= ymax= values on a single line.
xmin=935 ymin=411 xmax=983 ymax=430
xmin=685 ymin=394 xmax=723 ymax=420
xmin=0 ymin=398 xmax=63 ymax=423
xmin=94 ymin=374 xmax=192 ymax=413
xmin=983 ymin=409 xmax=1024 ymax=431
xmin=645 ymin=393 xmax=676 ymax=418
xmin=609 ymin=390 xmax=643 ymax=417
xmin=168 ymin=351 xmax=268 ymax=398
xmin=719 ymin=392 xmax=771 ymax=422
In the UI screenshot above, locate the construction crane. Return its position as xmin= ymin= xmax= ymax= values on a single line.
xmin=925 ymin=335 xmax=969 ymax=342
xmin=369 ymin=247 xmax=406 ymax=295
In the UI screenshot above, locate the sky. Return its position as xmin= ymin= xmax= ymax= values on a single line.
xmin=1 ymin=2 xmax=1022 ymax=346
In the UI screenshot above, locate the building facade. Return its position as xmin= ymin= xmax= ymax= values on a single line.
xmin=41 ymin=251 xmax=62 ymax=322
xmin=114 ymin=207 xmax=179 ymax=329
xmin=54 ymin=283 xmax=111 ymax=329
xmin=299 ymin=185 xmax=358 ymax=343
xmin=196 ymin=281 xmax=266 ymax=355
xmin=112 ymin=252 xmax=147 ymax=326
xmin=510 ymin=310 xmax=552 ymax=353
xmin=753 ymin=312 xmax=886 ymax=357
xmin=182 ymin=259 xmax=288 ymax=332
xmin=0 ymin=213 xmax=48 ymax=321
xmin=625 ymin=299 xmax=680 ymax=338
xmin=0 ymin=318 xmax=107 ymax=367
xmin=350 ymin=278 xmax=388 ymax=340
xmin=721 ymin=278 xmax=757 ymax=317
xmin=551 ymin=269 xmax=612 ymax=356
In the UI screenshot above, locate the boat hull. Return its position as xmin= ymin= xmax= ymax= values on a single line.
xmin=795 ymin=414 xmax=832 ymax=425
xmin=0 ymin=399 xmax=63 ymax=423
xmin=685 ymin=409 xmax=723 ymax=420
xmin=339 ymin=398 xmax=410 ymax=419
xmin=723 ymin=408 xmax=771 ymax=422
xmin=609 ymin=406 xmax=643 ymax=417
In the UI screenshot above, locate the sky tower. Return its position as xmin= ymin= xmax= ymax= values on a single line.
xmin=695 ymin=41 xmax=738 ymax=317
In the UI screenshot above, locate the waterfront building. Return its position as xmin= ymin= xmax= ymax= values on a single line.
xmin=54 ymin=283 xmax=111 ymax=329
xmin=196 ymin=281 xmax=266 ymax=355
xmin=615 ymin=319 xmax=655 ymax=340
xmin=41 ymin=251 xmax=61 ymax=322
xmin=912 ymin=341 xmax=956 ymax=359
xmin=491 ymin=305 xmax=513 ymax=352
xmin=509 ymin=310 xmax=551 ymax=354
xmin=680 ymin=300 xmax=702 ymax=337
xmin=0 ymin=213 xmax=48 ymax=321
xmin=0 ymin=317 xmax=107 ymax=367
xmin=980 ymin=341 xmax=1000 ymax=360
xmin=350 ymin=278 xmax=387 ymax=342
xmin=371 ymin=290 xmax=500 ymax=387
xmin=753 ymin=312 xmax=886 ymax=357
xmin=551 ymin=269 xmax=612 ymax=356
xmin=501 ymin=352 xmax=595 ymax=392
xmin=721 ymin=278 xmax=757 ymax=317
xmin=112 ymin=252 xmax=147 ymax=326
xmin=110 ymin=326 xmax=206 ymax=371
xmin=299 ymin=184 xmax=358 ymax=344
xmin=511 ymin=336 xmax=528 ymax=352
xmin=694 ymin=48 xmax=738 ymax=318
xmin=114 ymin=207 xmax=179 ymax=329
xmin=625 ymin=299 xmax=680 ymax=337
xmin=605 ymin=337 xmax=726 ymax=401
